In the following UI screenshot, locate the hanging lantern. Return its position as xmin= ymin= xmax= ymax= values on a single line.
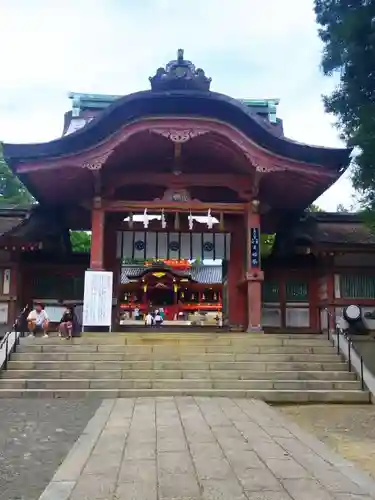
xmin=143 ymin=208 xmax=149 ymax=228
xmin=181 ymin=291 xmax=185 ymax=298
xmin=124 ymin=293 xmax=128 ymax=301
xmin=143 ymin=284 xmax=148 ymax=293
xmin=174 ymin=212 xmax=180 ymax=230
xmin=128 ymin=212 xmax=133 ymax=229
xmin=191 ymin=293 xmax=195 ymax=300
xmin=173 ymin=284 xmax=178 ymax=293
xmin=188 ymin=210 xmax=193 ymax=231
xmin=202 ymin=293 xmax=206 ymax=300
xmin=213 ymin=292 xmax=217 ymax=301
xmin=161 ymin=208 xmax=167 ymax=229
xmin=207 ymin=209 xmax=213 ymax=229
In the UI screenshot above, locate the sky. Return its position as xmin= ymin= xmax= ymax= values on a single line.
xmin=0 ymin=0 xmax=356 ymax=211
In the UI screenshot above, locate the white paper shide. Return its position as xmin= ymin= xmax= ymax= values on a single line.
xmin=83 ymin=271 xmax=113 ymax=327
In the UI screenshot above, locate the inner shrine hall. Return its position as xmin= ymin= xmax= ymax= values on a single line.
xmin=2 ymin=49 xmax=374 ymax=332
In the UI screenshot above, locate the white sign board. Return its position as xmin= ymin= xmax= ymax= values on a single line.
xmin=0 ymin=302 xmax=8 ymax=324
xmin=83 ymin=270 xmax=113 ymax=327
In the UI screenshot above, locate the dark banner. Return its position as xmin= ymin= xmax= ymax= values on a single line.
xmin=250 ymin=228 xmax=260 ymax=268
xmin=118 ymin=231 xmax=230 ymax=261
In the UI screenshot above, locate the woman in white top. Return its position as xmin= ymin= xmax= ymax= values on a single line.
xmin=145 ymin=312 xmax=153 ymax=327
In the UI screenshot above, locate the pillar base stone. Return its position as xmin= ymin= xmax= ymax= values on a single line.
xmin=247 ymin=326 xmax=264 ymax=333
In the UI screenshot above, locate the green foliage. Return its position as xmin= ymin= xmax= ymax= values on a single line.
xmin=314 ymin=0 xmax=375 ymax=212
xmin=306 ymin=203 xmax=323 ymax=212
xmin=70 ymin=231 xmax=91 ymax=253
xmin=0 ymin=144 xmax=34 ymax=205
xmin=336 ymin=203 xmax=349 ymax=212
xmin=122 ymin=258 xmax=146 ymax=264
xmin=261 ymin=234 xmax=275 ymax=257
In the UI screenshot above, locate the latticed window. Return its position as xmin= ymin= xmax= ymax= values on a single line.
xmin=340 ymin=274 xmax=375 ymax=299
xmin=31 ymin=274 xmax=84 ymax=300
xmin=262 ymin=281 xmax=280 ymax=303
xmin=285 ymin=280 xmax=309 ymax=302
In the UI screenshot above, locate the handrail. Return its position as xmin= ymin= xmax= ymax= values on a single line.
xmin=0 ymin=305 xmax=30 ymax=371
xmin=323 ymin=308 xmax=365 ymax=390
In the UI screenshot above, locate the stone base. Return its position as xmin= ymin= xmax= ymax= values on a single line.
xmin=247 ymin=326 xmax=263 ymax=333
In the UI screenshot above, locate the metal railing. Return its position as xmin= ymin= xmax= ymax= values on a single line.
xmin=324 ymin=308 xmax=365 ymax=391
xmin=0 ymin=305 xmax=30 ymax=371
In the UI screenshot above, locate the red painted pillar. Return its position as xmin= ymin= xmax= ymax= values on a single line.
xmin=227 ymin=216 xmax=246 ymax=328
xmin=143 ymin=285 xmax=148 ymax=311
xmin=246 ymin=203 xmax=264 ymax=332
xmin=90 ymin=199 xmax=105 ymax=270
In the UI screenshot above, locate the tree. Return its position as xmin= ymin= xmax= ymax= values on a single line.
xmin=0 ymin=145 xmax=34 ymax=205
xmin=261 ymin=234 xmax=275 ymax=257
xmin=314 ymin=0 xmax=375 ymax=212
xmin=70 ymin=231 xmax=91 ymax=253
xmin=336 ymin=203 xmax=349 ymax=212
xmin=306 ymin=203 xmax=323 ymax=212
xmin=122 ymin=258 xmax=146 ymax=264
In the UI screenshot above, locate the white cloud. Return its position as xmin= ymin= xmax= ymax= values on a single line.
xmin=0 ymin=0 xmax=355 ymax=210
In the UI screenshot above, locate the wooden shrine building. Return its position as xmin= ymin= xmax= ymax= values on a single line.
xmin=1 ymin=49 xmax=375 ymax=331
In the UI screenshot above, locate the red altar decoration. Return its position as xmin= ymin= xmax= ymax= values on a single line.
xmin=144 ymin=259 xmax=191 ymax=269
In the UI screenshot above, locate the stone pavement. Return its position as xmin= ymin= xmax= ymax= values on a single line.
xmin=38 ymin=397 xmax=375 ymax=500
xmin=280 ymin=404 xmax=375 ymax=479
xmin=0 ymin=399 xmax=101 ymax=500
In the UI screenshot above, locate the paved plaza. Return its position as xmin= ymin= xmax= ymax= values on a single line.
xmin=280 ymin=404 xmax=375 ymax=479
xmin=0 ymin=399 xmax=100 ymax=500
xmin=31 ymin=397 xmax=375 ymax=500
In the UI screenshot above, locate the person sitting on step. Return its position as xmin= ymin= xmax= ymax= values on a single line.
xmin=27 ymin=302 xmax=49 ymax=338
xmin=58 ymin=305 xmax=75 ymax=339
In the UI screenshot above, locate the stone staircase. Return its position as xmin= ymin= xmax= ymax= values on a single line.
xmin=0 ymin=332 xmax=371 ymax=402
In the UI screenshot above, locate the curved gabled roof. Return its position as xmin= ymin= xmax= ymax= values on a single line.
xmin=3 ymin=89 xmax=351 ymax=172
xmin=120 ymin=263 xmax=222 ymax=285
xmin=274 ymin=212 xmax=375 ymax=254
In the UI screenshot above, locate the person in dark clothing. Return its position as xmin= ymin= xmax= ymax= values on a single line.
xmin=58 ymin=306 xmax=75 ymax=339
xmin=15 ymin=305 xmax=31 ymax=335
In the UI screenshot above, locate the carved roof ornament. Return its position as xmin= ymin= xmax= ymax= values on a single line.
xmin=149 ymin=49 xmax=212 ymax=92
xmin=81 ymin=151 xmax=112 ymax=170
xmin=150 ymin=128 xmax=209 ymax=143
xmin=155 ymin=188 xmax=192 ymax=202
xmin=255 ymin=164 xmax=286 ymax=173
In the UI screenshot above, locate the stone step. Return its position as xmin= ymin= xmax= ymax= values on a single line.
xmin=1 ymin=369 xmax=358 ymax=380
xmin=0 ymin=378 xmax=362 ymax=391
xmin=5 ymin=332 xmax=368 ymax=402
xmin=11 ymin=352 xmax=342 ymax=363
xmin=6 ymin=360 xmax=349 ymax=371
xmin=17 ymin=344 xmax=336 ymax=354
xmin=54 ymin=332 xmax=326 ymax=338
xmin=23 ymin=335 xmax=331 ymax=347
xmin=0 ymin=388 xmax=369 ymax=403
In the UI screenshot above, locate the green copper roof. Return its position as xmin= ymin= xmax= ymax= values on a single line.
xmin=69 ymin=92 xmax=280 ymax=116
xmin=239 ymin=98 xmax=279 ymax=108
